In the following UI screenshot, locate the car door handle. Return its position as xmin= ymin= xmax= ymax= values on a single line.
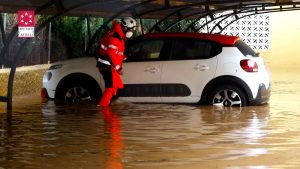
xmin=145 ymin=67 xmax=158 ymax=73
xmin=194 ymin=65 xmax=209 ymax=71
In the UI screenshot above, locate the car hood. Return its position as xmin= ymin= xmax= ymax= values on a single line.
xmin=50 ymin=57 xmax=95 ymax=66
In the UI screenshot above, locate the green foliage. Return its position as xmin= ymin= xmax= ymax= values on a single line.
xmin=39 ymin=15 xmax=106 ymax=59
xmin=51 ymin=16 xmax=86 ymax=58
xmin=36 ymin=16 xmax=193 ymax=60
xmin=88 ymin=17 xmax=105 ymax=36
xmin=139 ymin=19 xmax=158 ymax=34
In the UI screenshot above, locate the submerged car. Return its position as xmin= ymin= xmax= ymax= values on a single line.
xmin=42 ymin=32 xmax=270 ymax=107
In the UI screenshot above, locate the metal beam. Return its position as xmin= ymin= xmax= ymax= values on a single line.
xmin=0 ymin=96 xmax=7 ymax=102
xmin=148 ymin=6 xmax=189 ymax=33
xmin=86 ymin=0 xmax=155 ymax=55
xmin=54 ymin=0 xmax=66 ymax=12
xmin=140 ymin=1 xmax=266 ymax=32
xmin=0 ymin=13 xmax=6 ymax=44
xmin=210 ymin=4 xmax=300 ymax=33
xmin=180 ymin=1 xmax=300 ymax=33
xmin=218 ymin=7 xmax=300 ymax=34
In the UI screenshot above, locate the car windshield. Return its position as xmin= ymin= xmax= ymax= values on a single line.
xmin=235 ymin=40 xmax=259 ymax=57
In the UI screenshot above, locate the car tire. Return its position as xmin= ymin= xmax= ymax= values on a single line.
xmin=56 ymin=75 xmax=101 ymax=104
xmin=209 ymin=85 xmax=247 ymax=107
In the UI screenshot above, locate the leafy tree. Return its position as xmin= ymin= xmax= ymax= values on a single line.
xmin=39 ymin=15 xmax=108 ymax=59
xmin=51 ymin=16 xmax=86 ymax=58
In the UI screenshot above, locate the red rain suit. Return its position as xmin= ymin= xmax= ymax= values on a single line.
xmin=97 ymin=20 xmax=126 ymax=107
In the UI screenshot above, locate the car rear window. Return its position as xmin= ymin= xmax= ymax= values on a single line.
xmin=235 ymin=40 xmax=259 ymax=57
xmin=169 ymin=38 xmax=222 ymax=60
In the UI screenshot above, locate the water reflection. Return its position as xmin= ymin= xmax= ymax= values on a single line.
xmin=100 ymin=108 xmax=123 ymax=169
xmin=0 ymin=99 xmax=272 ymax=169
xmin=201 ymin=106 xmax=269 ymax=144
xmin=111 ymin=103 xmax=270 ymax=168
xmin=199 ymin=106 xmax=270 ymax=161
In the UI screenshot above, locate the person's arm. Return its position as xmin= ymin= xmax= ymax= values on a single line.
xmin=106 ymin=34 xmax=123 ymax=73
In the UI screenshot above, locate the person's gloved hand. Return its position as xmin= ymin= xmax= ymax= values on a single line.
xmin=115 ymin=65 xmax=123 ymax=75
xmin=117 ymin=67 xmax=123 ymax=75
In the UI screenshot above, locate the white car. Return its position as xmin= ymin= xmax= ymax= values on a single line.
xmin=42 ymin=32 xmax=270 ymax=107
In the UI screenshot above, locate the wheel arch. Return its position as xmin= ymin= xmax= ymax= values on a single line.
xmin=55 ymin=73 xmax=102 ymax=101
xmin=200 ymin=75 xmax=253 ymax=105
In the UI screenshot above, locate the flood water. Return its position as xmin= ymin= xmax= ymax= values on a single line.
xmin=1 ymin=72 xmax=300 ymax=169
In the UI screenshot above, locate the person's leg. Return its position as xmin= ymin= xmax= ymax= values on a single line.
xmin=99 ymin=88 xmax=113 ymax=107
xmin=98 ymin=66 xmax=113 ymax=106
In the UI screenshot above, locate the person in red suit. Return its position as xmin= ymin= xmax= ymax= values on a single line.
xmin=96 ymin=17 xmax=137 ymax=107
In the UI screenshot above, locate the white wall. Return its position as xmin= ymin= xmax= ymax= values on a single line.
xmin=262 ymin=11 xmax=300 ymax=73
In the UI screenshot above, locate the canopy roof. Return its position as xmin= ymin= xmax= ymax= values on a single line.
xmin=1 ymin=0 xmax=300 ymax=35
xmin=0 ymin=0 xmax=299 ymax=19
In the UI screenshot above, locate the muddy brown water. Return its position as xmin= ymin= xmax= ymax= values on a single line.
xmin=1 ymin=72 xmax=300 ymax=169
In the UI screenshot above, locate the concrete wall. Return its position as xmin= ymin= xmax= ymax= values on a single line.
xmin=0 ymin=65 xmax=49 ymax=97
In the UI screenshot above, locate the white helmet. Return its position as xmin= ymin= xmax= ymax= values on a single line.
xmin=121 ymin=17 xmax=137 ymax=38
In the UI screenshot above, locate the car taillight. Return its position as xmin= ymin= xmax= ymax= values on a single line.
xmin=41 ymin=88 xmax=48 ymax=99
xmin=240 ymin=59 xmax=258 ymax=72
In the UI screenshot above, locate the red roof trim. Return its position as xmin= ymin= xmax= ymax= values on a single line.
xmin=144 ymin=32 xmax=240 ymax=45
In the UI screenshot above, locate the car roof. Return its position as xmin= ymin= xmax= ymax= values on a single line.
xmin=143 ymin=32 xmax=240 ymax=45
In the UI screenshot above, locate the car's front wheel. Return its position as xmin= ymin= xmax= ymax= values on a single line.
xmin=55 ymin=74 xmax=101 ymax=104
xmin=63 ymin=86 xmax=92 ymax=103
xmin=209 ymin=85 xmax=247 ymax=107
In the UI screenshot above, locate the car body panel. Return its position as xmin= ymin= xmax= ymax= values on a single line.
xmin=214 ymin=47 xmax=270 ymax=99
xmin=119 ymin=61 xmax=163 ymax=102
xmin=161 ymin=58 xmax=218 ymax=103
xmin=43 ymin=57 xmax=103 ymax=98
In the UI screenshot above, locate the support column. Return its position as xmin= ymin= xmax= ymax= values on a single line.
xmin=48 ymin=22 xmax=51 ymax=64
xmin=6 ymin=65 xmax=16 ymax=122
xmin=0 ymin=13 xmax=7 ymax=69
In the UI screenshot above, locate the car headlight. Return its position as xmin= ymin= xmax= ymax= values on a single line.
xmin=49 ymin=64 xmax=63 ymax=70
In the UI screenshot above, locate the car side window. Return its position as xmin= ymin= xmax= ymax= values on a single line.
xmin=126 ymin=39 xmax=164 ymax=61
xmin=170 ymin=38 xmax=221 ymax=60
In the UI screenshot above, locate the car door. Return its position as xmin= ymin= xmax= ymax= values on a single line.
xmin=161 ymin=38 xmax=221 ymax=103
xmin=118 ymin=37 xmax=167 ymax=102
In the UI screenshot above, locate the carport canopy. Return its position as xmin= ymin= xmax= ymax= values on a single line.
xmin=1 ymin=0 xmax=300 ymax=50
xmin=1 ymin=0 xmax=300 ymax=18
xmin=1 ymin=0 xmax=300 ymax=113
xmin=1 ymin=0 xmax=300 ymax=53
